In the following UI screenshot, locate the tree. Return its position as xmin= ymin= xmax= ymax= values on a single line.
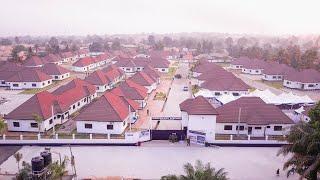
xmin=161 ymin=160 xmax=228 ymax=180
xmin=0 ymin=117 xmax=6 ymax=134
xmin=111 ymin=38 xmax=121 ymax=50
xmin=0 ymin=38 xmax=12 ymax=45
xmin=300 ymin=49 xmax=318 ymax=69
xmin=49 ymin=156 xmax=69 ymax=180
xmin=225 ymin=37 xmax=233 ymax=48
xmin=148 ymin=35 xmax=156 ymax=45
xmin=14 ymin=152 xmax=23 ymax=171
xmin=32 ymin=113 xmax=43 ymax=134
xmin=16 ymin=161 xmax=32 ymax=180
xmin=89 ymin=42 xmax=103 ymax=52
xmin=278 ymin=102 xmax=320 ymax=180
xmin=154 ymin=41 xmax=164 ymax=50
xmin=14 ymin=37 xmax=20 ymax=44
xmin=163 ymin=36 xmax=173 ymax=47
xmin=11 ymin=45 xmax=26 ymax=62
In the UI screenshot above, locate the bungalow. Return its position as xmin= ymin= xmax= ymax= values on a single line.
xmin=84 ymin=65 xmax=125 ymax=93
xmin=241 ymin=59 xmax=269 ymax=75
xmin=199 ymin=74 xmax=250 ymax=97
xmin=180 ymin=96 xmax=218 ymax=142
xmin=111 ymin=80 xmax=148 ymax=109
xmin=77 ymin=49 xmax=90 ymax=58
xmin=43 ymin=54 xmax=63 ymax=65
xmin=23 ymin=56 xmax=46 ymax=67
xmin=75 ymin=92 xmax=139 ymax=134
xmin=129 ymin=71 xmax=157 ymax=93
xmin=283 ymin=69 xmax=320 ymax=90
xmin=262 ymin=63 xmax=295 ymax=81
xmin=142 ymin=65 xmax=161 ymax=84
xmin=60 ymin=52 xmax=77 ymax=63
xmin=40 ymin=63 xmax=71 ymax=81
xmin=216 ymin=97 xmax=294 ymax=137
xmin=0 ymin=62 xmax=24 ymax=87
xmin=5 ymin=79 xmax=97 ymax=132
xmin=229 ymin=56 xmax=250 ymax=70
xmin=6 ymin=68 xmax=53 ymax=90
xmin=72 ymin=57 xmax=96 ymax=72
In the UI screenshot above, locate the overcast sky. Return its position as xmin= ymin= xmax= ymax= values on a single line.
xmin=0 ymin=0 xmax=320 ymax=36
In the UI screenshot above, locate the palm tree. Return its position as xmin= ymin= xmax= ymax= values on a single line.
xmin=278 ymin=102 xmax=320 ymax=180
xmin=49 ymin=156 xmax=69 ymax=180
xmin=14 ymin=152 xmax=23 ymax=172
xmin=32 ymin=113 xmax=43 ymax=134
xmin=278 ymin=121 xmax=320 ymax=180
xmin=0 ymin=117 xmax=5 ymax=134
xmin=161 ymin=160 xmax=228 ymax=180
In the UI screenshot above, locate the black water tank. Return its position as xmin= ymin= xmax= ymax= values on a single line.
xmin=40 ymin=151 xmax=52 ymax=167
xmin=31 ymin=156 xmax=44 ymax=173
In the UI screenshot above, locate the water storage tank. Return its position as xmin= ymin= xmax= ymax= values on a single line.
xmin=40 ymin=151 xmax=52 ymax=167
xmin=31 ymin=156 xmax=44 ymax=173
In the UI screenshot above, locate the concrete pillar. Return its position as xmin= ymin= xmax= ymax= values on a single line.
xmin=37 ymin=133 xmax=41 ymax=140
xmin=248 ymin=135 xmax=251 ymax=140
xmin=55 ymin=134 xmax=58 ymax=139
xmin=72 ymin=134 xmax=75 ymax=140
xmin=3 ymin=134 xmax=5 ymax=140
xmin=89 ymin=134 xmax=92 ymax=139
xmin=20 ymin=134 xmax=23 ymax=140
xmin=107 ymin=134 xmax=110 ymax=139
xmin=265 ymin=135 xmax=268 ymax=141
xmin=230 ymin=135 xmax=233 ymax=141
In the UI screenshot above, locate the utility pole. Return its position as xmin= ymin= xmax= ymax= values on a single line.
xmin=237 ymin=107 xmax=242 ymax=136
xmin=51 ymin=106 xmax=55 ymax=135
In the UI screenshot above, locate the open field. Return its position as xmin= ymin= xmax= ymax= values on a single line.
xmin=0 ymin=143 xmax=297 ymax=180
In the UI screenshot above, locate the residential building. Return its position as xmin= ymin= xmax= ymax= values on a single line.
xmin=75 ymin=92 xmax=139 ymax=134
xmin=216 ymin=97 xmax=294 ymax=137
xmin=5 ymin=78 xmax=97 ymax=132
xmin=129 ymin=71 xmax=157 ymax=93
xmin=283 ymin=69 xmax=320 ymax=90
xmin=40 ymin=63 xmax=71 ymax=81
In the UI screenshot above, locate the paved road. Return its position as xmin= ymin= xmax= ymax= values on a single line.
xmin=0 ymin=144 xmax=297 ymax=180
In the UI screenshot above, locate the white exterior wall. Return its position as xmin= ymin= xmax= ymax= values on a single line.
xmin=52 ymin=73 xmax=70 ymax=81
xmin=216 ymin=123 xmax=292 ymax=137
xmin=283 ymin=80 xmax=320 ymax=90
xmin=145 ymin=83 xmax=157 ymax=94
xmin=7 ymin=79 xmax=53 ymax=90
xmin=155 ymin=68 xmax=169 ymax=73
xmin=187 ymin=114 xmax=216 ymax=142
xmin=262 ymin=74 xmax=283 ymax=81
xmin=229 ymin=64 xmax=242 ymax=70
xmin=181 ymin=111 xmax=189 ymax=128
xmin=242 ymin=68 xmax=263 ymax=75
xmin=76 ymin=118 xmax=128 ymax=134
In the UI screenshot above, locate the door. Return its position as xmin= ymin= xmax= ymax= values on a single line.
xmin=248 ymin=127 xmax=252 ymax=135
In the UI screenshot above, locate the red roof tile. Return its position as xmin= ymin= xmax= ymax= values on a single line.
xmin=216 ymin=97 xmax=294 ymax=125
xmin=180 ymin=96 xmax=218 ymax=115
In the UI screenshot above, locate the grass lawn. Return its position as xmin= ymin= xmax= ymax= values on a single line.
xmin=256 ymin=80 xmax=283 ymax=89
xmin=19 ymin=82 xmax=59 ymax=94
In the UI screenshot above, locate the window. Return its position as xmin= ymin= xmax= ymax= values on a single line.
xmin=42 ymin=82 xmax=45 ymax=86
xmin=278 ymin=76 xmax=282 ymax=79
xmin=73 ymin=105 xmax=76 ymax=109
xmin=13 ymin=84 xmax=19 ymax=87
xmin=273 ymin=76 xmax=276 ymax=79
xmin=267 ymin=126 xmax=270 ymax=128
xmin=254 ymin=127 xmax=262 ymax=130
xmin=13 ymin=122 xmax=20 ymax=127
xmin=96 ymin=86 xmax=99 ymax=90
xmin=1 ymin=81 xmax=5 ymax=84
xmin=30 ymin=123 xmax=38 ymax=128
xmin=214 ymin=92 xmax=221 ymax=96
xmin=308 ymin=84 xmax=314 ymax=87
xmin=232 ymin=92 xmax=240 ymax=96
xmin=78 ymin=102 xmax=80 ymax=106
xmin=57 ymin=115 xmax=61 ymax=118
xmin=236 ymin=126 xmax=244 ymax=131
xmin=126 ymin=68 xmax=130 ymax=71
xmin=123 ymin=121 xmax=126 ymax=126
xmin=274 ymin=126 xmax=282 ymax=131
xmin=55 ymin=76 xmax=59 ymax=79
xmin=162 ymin=69 xmax=166 ymax=72
xmin=84 ymin=123 xmax=92 ymax=129
xmin=107 ymin=125 xmax=114 ymax=130
xmin=32 ymin=83 xmax=36 ymax=87
xmin=255 ymin=70 xmax=259 ymax=73
xmin=224 ymin=125 xmax=232 ymax=130
xmin=49 ymin=119 xmax=53 ymax=124
xmin=286 ymin=81 xmax=290 ymax=84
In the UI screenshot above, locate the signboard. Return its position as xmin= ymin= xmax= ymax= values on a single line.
xmin=188 ymin=130 xmax=206 ymax=145
xmin=152 ymin=117 xmax=182 ymax=121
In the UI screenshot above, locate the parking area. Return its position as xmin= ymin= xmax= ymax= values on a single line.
xmin=0 ymin=89 xmax=33 ymax=115
xmin=0 ymin=144 xmax=297 ymax=180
